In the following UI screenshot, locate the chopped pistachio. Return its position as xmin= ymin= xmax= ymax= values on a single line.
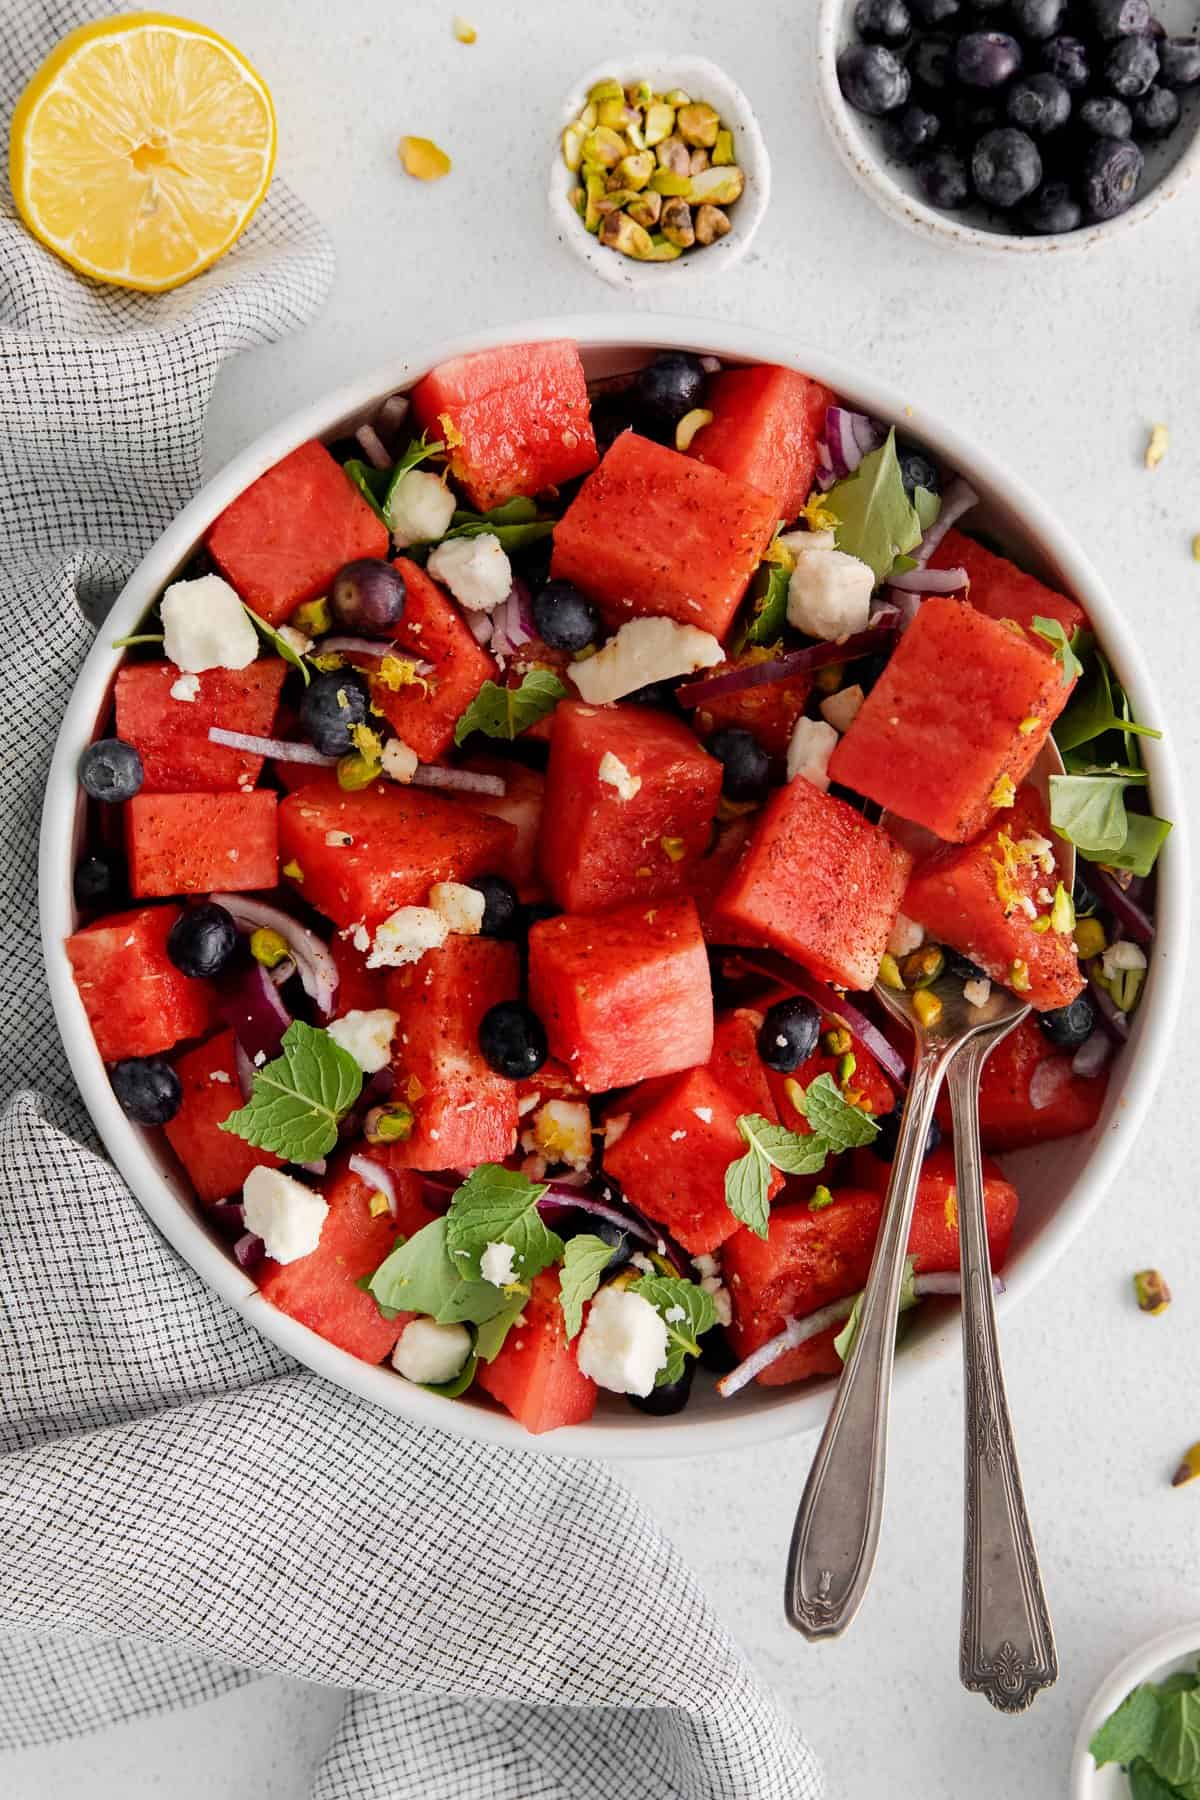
xmin=291 ymin=597 xmax=331 ymax=636
xmin=577 ymin=101 xmax=598 ymax=132
xmin=282 ymin=859 xmax=304 ymax=883
xmin=809 ymin=1185 xmax=835 ymax=1212
xmin=878 ymin=953 xmax=904 ymax=990
xmin=837 ymin=1051 xmax=857 ymax=1088
xmin=689 ymin=148 xmax=711 ymax=174
xmin=367 ymin=1189 xmax=392 ymax=1218
xmin=584 ymin=171 xmax=608 ymax=232
xmin=912 ymin=988 xmax=943 ymax=1028
xmin=649 ymin=168 xmax=691 ymax=197
xmin=398 ymin=136 xmax=452 ymax=181
xmin=1031 ymin=916 xmax=1051 ymax=934
xmin=597 ymin=96 xmax=639 ymax=130
xmin=337 ymin=752 xmax=382 ymax=791
xmin=694 ymin=203 xmax=731 ymax=246
xmin=1074 ymin=916 xmax=1107 ymax=960
xmin=989 ymin=772 xmax=1016 ymax=808
xmin=568 ymin=185 xmax=585 ymax=216
xmin=814 ymin=661 xmax=845 ymax=694
xmin=1145 ymin=422 xmax=1168 ymax=470
xmin=821 ymin=1028 xmax=850 ymax=1057
xmin=664 ymin=87 xmax=692 ymax=106
xmin=643 ymin=101 xmax=675 ymax=146
xmin=655 ymin=134 xmax=692 ymax=177
xmin=712 ymin=128 xmax=735 ymax=166
xmin=687 ymin=165 xmax=746 ymax=206
xmin=452 ymin=15 xmax=476 ymax=43
xmin=900 ymin=944 xmax=944 ymax=989
xmin=366 ymin=1101 xmax=415 ymax=1145
xmin=677 ymin=101 xmax=720 ymax=147
xmin=1193 ymin=534 xmax=1200 ymax=562
xmin=626 ymin=79 xmax=653 ymax=107
xmin=562 ymin=123 xmax=585 ymax=172
xmin=626 ymin=190 xmax=662 ymax=228
xmin=625 ymin=119 xmax=647 ymax=151
xmin=598 ymin=210 xmax=655 ymax=258
xmin=595 ymin=187 xmax=638 ymax=216
xmin=582 ymin=126 xmax=626 ymax=169
xmin=587 ymin=77 xmax=625 ymax=104
xmin=1134 ymin=1269 xmax=1171 ymax=1315
xmin=642 ymin=233 xmax=684 ymax=261
xmin=661 ymin=195 xmax=696 ymax=248
xmin=249 ymin=927 xmax=290 ymax=969
xmin=1050 ymin=882 xmax=1075 ymax=935
xmin=1009 ymin=959 xmax=1032 ymax=994
xmin=618 ymin=149 xmax=656 ymax=189
xmin=1018 ymin=714 xmax=1040 ymax=735
xmin=1172 ymin=1442 xmax=1200 ymax=1487
xmin=660 ymin=835 xmax=687 ymax=862
xmin=675 ymin=407 xmax=712 ymax=452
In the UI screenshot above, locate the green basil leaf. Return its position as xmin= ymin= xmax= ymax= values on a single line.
xmin=454 ymin=669 xmax=567 ymax=746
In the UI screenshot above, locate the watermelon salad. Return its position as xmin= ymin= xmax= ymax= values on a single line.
xmin=65 ymin=338 xmax=1169 ymax=1435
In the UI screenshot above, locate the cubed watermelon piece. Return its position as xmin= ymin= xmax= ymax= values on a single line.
xmin=931 ymin=528 xmax=1086 ymax=639
xmin=829 ymin=598 xmax=1076 ymax=843
xmin=257 ymin=1159 xmax=433 ymax=1363
xmin=164 ymin=1029 xmax=280 ymax=1202
xmin=382 ymin=936 xmax=520 ymax=1171
xmin=330 ymin=932 xmax=388 ymax=1017
xmin=692 ymin=652 xmax=813 ymax=759
xmin=206 ymin=440 xmax=390 ymax=627
xmin=539 ymin=701 xmax=723 ymax=913
xmin=409 ymin=340 xmax=599 ymax=512
xmin=935 ymin=1015 xmax=1108 ymax=1150
xmin=550 ymin=432 xmax=780 ymax=641
xmin=456 ymin=755 xmax=547 ymax=899
xmin=528 ymin=898 xmax=713 ymax=1093
xmin=762 ymin=1002 xmax=897 ymax=1134
xmin=474 ymin=1266 xmax=597 ymax=1434
xmin=125 ymin=791 xmax=278 ymax=898
xmin=67 ymin=904 xmax=218 ymax=1063
xmin=115 ymin=661 xmax=287 ymax=793
xmin=688 ymin=364 xmax=834 ymax=523
xmin=366 ymin=559 xmax=498 ymax=763
xmin=277 ymin=777 xmax=516 ymax=929
xmin=904 ymin=784 xmax=1084 ymax=1011
xmin=710 ymin=778 xmax=911 ymax=992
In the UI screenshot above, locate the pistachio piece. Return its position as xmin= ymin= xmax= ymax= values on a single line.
xmin=655 ymin=133 xmax=691 ymax=176
xmin=661 ymin=196 xmax=695 ymax=248
xmin=568 ymin=185 xmax=585 ymax=217
xmin=912 ymin=989 xmax=942 ymax=1028
xmin=398 ymin=136 xmax=452 ymax=181
xmin=626 ymin=190 xmax=662 ymax=228
xmin=642 ymin=232 xmax=684 ymax=261
xmin=618 ymin=149 xmax=656 ymax=190
xmin=686 ymin=165 xmax=746 ymax=206
xmin=626 ymin=79 xmax=653 ymax=107
xmin=1172 ymin=1443 xmax=1200 ymax=1487
xmin=582 ymin=126 xmax=626 ymax=169
xmin=649 ymin=168 xmax=691 ymax=197
xmin=562 ymin=123 xmax=585 ymax=171
xmin=677 ymin=101 xmax=720 ymax=147
xmin=625 ymin=119 xmax=647 ymax=151
xmin=595 ymin=187 xmax=637 ymax=216
xmin=643 ymin=100 xmax=676 ymax=146
xmin=689 ymin=148 xmax=711 ymax=174
xmin=712 ymin=128 xmax=735 ymax=166
xmin=693 ymin=203 xmax=732 ymax=245
xmin=664 ymin=87 xmax=692 ymax=106
xmin=587 ymin=77 xmax=625 ymax=104
xmin=577 ymin=101 xmax=598 ymax=132
xmin=1134 ymin=1269 xmax=1171 ymax=1315
xmin=900 ymin=945 xmax=944 ymax=989
xmin=583 ymin=171 xmax=608 ymax=233
xmin=597 ymin=96 xmax=638 ymax=130
xmin=675 ymin=407 xmax=713 ymax=452
xmin=598 ymin=210 xmax=655 ymax=258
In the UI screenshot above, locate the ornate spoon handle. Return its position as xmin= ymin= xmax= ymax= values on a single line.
xmin=947 ymin=1039 xmax=1057 ymax=1712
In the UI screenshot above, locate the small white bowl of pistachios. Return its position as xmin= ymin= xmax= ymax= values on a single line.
xmin=549 ymin=53 xmax=770 ymax=288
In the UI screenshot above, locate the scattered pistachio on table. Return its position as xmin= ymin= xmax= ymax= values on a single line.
xmin=1133 ymin=1268 xmax=1171 ymax=1316
xmin=1172 ymin=1441 xmax=1200 ymax=1488
xmin=562 ymin=77 xmax=745 ymax=262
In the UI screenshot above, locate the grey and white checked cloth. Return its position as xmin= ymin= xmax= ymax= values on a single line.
xmin=0 ymin=4 xmax=822 ymax=1794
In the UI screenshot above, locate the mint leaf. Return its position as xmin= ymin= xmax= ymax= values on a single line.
xmin=558 ymin=1234 xmax=615 ymax=1340
xmin=825 ymin=429 xmax=927 ymax=586
xmin=243 ymin=603 xmax=311 ymax=686
xmin=742 ymin=560 xmax=791 ymax=648
xmin=443 ymin=497 xmax=556 ymax=552
xmin=367 ymin=1215 xmax=511 ymax=1326
xmin=474 ymin=1291 xmax=528 ymax=1362
xmin=794 ymin=1073 xmax=880 ymax=1151
xmin=724 ymin=1144 xmax=773 ymax=1238
xmin=219 ymin=1021 xmax=362 ymax=1161
xmin=1056 ymin=648 xmax=1161 ymax=755
xmin=344 ymin=458 xmax=390 ymax=522
xmin=1151 ymin=1690 xmax=1200 ymax=1790
xmin=444 ymin=1163 xmax=563 ymax=1284
xmin=631 ymin=1274 xmax=718 ymax=1386
xmin=1129 ymin=1760 xmax=1184 ymax=1800
xmin=833 ymin=1258 xmax=919 ymax=1363
xmin=454 ymin=668 xmax=567 ymax=746
xmin=725 ymin=1113 xmax=831 ymax=1239
xmin=1031 ymin=615 xmax=1084 ymax=687
xmin=1089 ymin=1684 xmax=1162 ymax=1769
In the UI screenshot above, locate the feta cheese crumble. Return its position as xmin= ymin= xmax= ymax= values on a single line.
xmin=604 ymin=1112 xmax=630 ymax=1150
xmin=242 ymin=1167 xmax=328 ymax=1265
xmin=691 ymin=1252 xmax=732 ymax=1327
xmin=575 ymin=1285 xmax=668 ymax=1397
xmin=327 ymin=1007 xmax=399 ymax=1074
xmin=963 ymin=977 xmax=992 ymax=1009
xmin=480 ymin=1241 xmax=518 ymax=1287
xmin=385 ymin=468 xmax=456 ymax=547
xmin=786 ymin=716 xmax=838 ymax=790
xmin=598 ymin=751 xmax=642 ymax=801
xmin=819 ymin=683 xmax=865 ymax=734
xmin=568 ymin=616 xmax=723 ymax=705
xmin=367 ymin=906 xmax=448 ymax=969
xmin=391 ymin=1318 xmax=472 ymax=1385
xmin=169 ymin=673 xmax=200 ymax=703
xmin=429 ymin=880 xmax=485 ymax=936
xmin=427 ymin=532 xmax=512 ymax=612
xmin=692 ymin=1106 xmax=714 ymax=1124
xmin=887 ymin=913 xmax=925 ymax=958
xmin=161 ymin=574 xmax=258 ymax=672
xmin=786 ymin=548 xmax=874 ymax=642
xmin=530 ymin=1098 xmax=592 ymax=1170
xmin=382 ymin=737 xmax=419 ymax=784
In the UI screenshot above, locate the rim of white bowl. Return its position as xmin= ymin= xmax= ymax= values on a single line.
xmin=40 ymin=313 xmax=1189 ymax=1460
xmin=814 ymin=0 xmax=1200 ymax=256
xmin=1069 ymin=1620 xmax=1200 ymax=1795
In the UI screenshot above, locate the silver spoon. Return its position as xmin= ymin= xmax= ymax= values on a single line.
xmin=786 ymin=745 xmax=1065 ymax=1714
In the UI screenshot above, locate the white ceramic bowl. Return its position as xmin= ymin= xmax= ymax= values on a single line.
xmin=40 ymin=315 xmax=1188 ymax=1459
xmin=547 ymin=55 xmax=770 ymax=288
xmin=815 ymin=0 xmax=1200 ymax=255
xmin=1070 ymin=1621 xmax=1200 ymax=1796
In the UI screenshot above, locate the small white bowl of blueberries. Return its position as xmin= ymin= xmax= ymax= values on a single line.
xmin=816 ymin=0 xmax=1200 ymax=250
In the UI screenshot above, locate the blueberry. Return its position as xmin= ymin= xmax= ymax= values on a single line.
xmin=698 ymin=1325 xmax=740 ymax=1375
xmin=1090 ymin=0 xmax=1151 ymax=39
xmin=1010 ymin=0 xmax=1066 ymax=39
xmin=897 ymin=443 xmax=940 ymax=497
xmin=871 ymin=1105 xmax=942 ymax=1162
xmin=944 ymin=947 xmax=986 ymax=981
xmin=329 ymin=559 xmax=406 ymax=635
xmin=973 ymin=128 xmax=1043 ymax=206
xmin=1132 ymin=83 xmax=1180 ymax=135
xmin=73 ymin=850 xmax=124 ymax=910
xmin=1040 ymin=34 xmax=1090 ymax=88
xmin=531 ymin=580 xmax=600 ymax=653
xmin=299 ymin=668 xmax=369 ymax=756
xmin=1083 ymin=136 xmax=1144 ymax=217
xmin=1019 ymin=178 xmax=1084 ymax=230
xmin=629 ymin=1359 xmax=694 ymax=1416
xmin=1105 ymin=34 xmax=1159 ymax=97
xmin=1037 ymin=992 xmax=1096 ymax=1049
xmin=756 ymin=996 xmax=822 ymax=1074
xmin=948 ymin=92 xmax=1001 ymax=137
xmin=912 ymin=34 xmax=954 ymax=89
xmin=954 ymin=31 xmax=1023 ymax=88
xmin=1073 ymin=869 xmax=1102 ymax=916
xmin=1079 ymin=95 xmax=1133 ymax=136
xmin=478 ymin=1000 xmax=548 ymax=1078
xmin=837 ymin=43 xmax=911 ymax=114
xmin=624 ymin=678 xmax=681 ymax=710
xmin=590 ymin=402 xmax=637 ymax=457
xmin=854 ymin=0 xmax=912 ymax=44
xmin=1158 ymin=37 xmax=1200 ymax=87
xmin=167 ymin=902 xmax=238 ymax=979
xmin=1007 ymin=73 xmax=1072 ymax=133
xmin=79 ymin=737 xmax=143 ymax=804
xmin=470 ymin=874 xmax=520 ymax=940
xmin=911 ymin=0 xmax=959 ymax=20
xmin=917 ymin=146 xmax=971 ymax=207
xmin=636 ymin=353 xmax=707 ymax=428
xmin=111 ymin=1056 xmax=183 ymax=1125
xmin=890 ymin=104 xmax=942 ymax=158
xmin=707 ymin=727 xmax=771 ymax=803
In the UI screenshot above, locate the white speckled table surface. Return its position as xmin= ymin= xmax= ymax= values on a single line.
xmin=6 ymin=2 xmax=1199 ymax=1793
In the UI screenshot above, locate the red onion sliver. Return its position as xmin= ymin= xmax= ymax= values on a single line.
xmin=824 ymin=407 xmax=885 ymax=480
xmin=1072 ymin=1030 xmax=1113 ymax=1080
xmin=465 ymin=611 xmax=493 ymax=648
xmin=269 ymin=956 xmax=296 ymax=988
xmin=719 ymin=1298 xmax=856 ymax=1396
xmin=700 ymin=355 xmax=722 ymax=374
xmin=234 ymin=1231 xmax=266 ymax=1271
xmin=233 ymin=1039 xmax=255 ymax=1102
xmin=208 ymin=1200 xmax=245 ymax=1239
xmin=211 ymin=893 xmax=340 ymax=1020
xmin=354 ymin=423 xmax=391 ymax=470
xmin=319 ymin=635 xmax=390 ymax=660
xmin=411 ymin=765 xmax=507 ymax=797
xmin=1086 ymin=970 xmax=1131 ymax=1042
xmin=218 ymin=962 xmax=292 ymax=1066
xmin=887 ymin=565 xmax=968 ymax=595
xmin=375 ymin=393 xmax=411 ymax=442
xmin=912 ymin=476 xmax=979 ymax=569
xmin=349 ymin=1153 xmax=398 ymax=1214
xmin=726 ymin=948 xmax=911 ymax=1087
xmin=208 ymin=727 xmax=336 ymax=767
xmin=1088 ymin=863 xmax=1155 ymax=946
xmin=676 ymin=625 xmax=899 ymax=708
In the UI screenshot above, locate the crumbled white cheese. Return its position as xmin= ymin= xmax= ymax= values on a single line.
xmin=692 ymin=1253 xmax=719 ymax=1280
xmin=819 ymin=683 xmax=865 ymax=734
xmin=210 ymin=1068 xmax=231 ymax=1085
xmin=367 ymin=906 xmax=448 ymax=969
xmin=598 ymin=751 xmax=642 ymax=801
xmin=786 ymin=549 xmax=874 ymax=642
xmin=1101 ymin=939 xmax=1147 ymax=979
xmin=517 ymin=1091 xmax=541 ymax=1117
xmin=692 ymin=1106 xmax=714 ymax=1124
xmin=963 ymin=977 xmax=992 ymax=1009
xmin=531 ymin=1098 xmax=592 ymax=1170
xmin=382 ymin=738 xmax=419 ymax=785
xmin=604 ymin=1111 xmax=630 ymax=1149
xmin=385 ymin=467 xmax=456 ymax=548
xmin=669 ymin=1129 xmax=687 ymax=1142
xmin=429 ymin=880 xmax=485 ymax=936
xmin=391 ymin=1317 xmax=472 ymax=1385
xmin=480 ymin=1241 xmax=518 ymax=1287
xmin=575 ymin=1285 xmax=669 ymax=1397
xmin=777 ymin=528 xmax=837 ymax=559
xmin=349 ymin=922 xmax=371 ymax=954
xmin=887 ymin=913 xmax=925 ymax=957
xmin=242 ymin=1167 xmax=327 ymax=1265
xmin=327 ymin=1007 xmax=399 ymax=1074
xmin=427 ymin=532 xmax=512 ymax=612
xmin=169 ymin=673 xmax=200 ymax=703
xmin=569 ymin=616 xmax=723 ymax=705
xmin=786 ymin=716 xmax=838 ymax=790
xmin=161 ymin=574 xmax=258 ymax=672
xmin=324 ymin=830 xmax=353 ymax=847
xmin=629 ymin=1251 xmax=656 ymax=1275
xmin=664 ymin=1303 xmax=686 ymax=1323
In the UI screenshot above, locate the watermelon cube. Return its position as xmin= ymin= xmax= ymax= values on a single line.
xmin=829 ymin=597 xmax=1076 ymax=843
xmin=125 ymin=791 xmax=279 ymax=898
xmin=475 ymin=1267 xmax=597 ymax=1434
xmin=692 ymin=652 xmax=812 ymax=759
xmin=409 ymin=340 xmax=599 ymax=512
xmin=759 ymin=995 xmax=897 ymax=1134
xmin=528 ymin=898 xmax=713 ymax=1093
xmin=330 ymin=931 xmax=388 ymax=1017
xmin=383 ymin=936 xmax=520 ymax=1171
xmin=66 ymin=905 xmax=217 ymax=1062
xmin=539 ymin=702 xmax=723 ymax=913
xmin=688 ymin=363 xmax=834 ymax=523
xmin=903 ymin=784 xmax=1084 ymax=1011
xmin=455 ymin=756 xmax=547 ymax=899
xmin=935 ymin=1015 xmax=1108 ymax=1150
xmin=931 ymin=528 xmax=1086 ymax=639
xmin=277 ymin=777 xmax=515 ymax=929
xmin=114 ymin=660 xmax=287 ymax=793
xmin=257 ymin=1159 xmax=434 ymax=1363
xmin=165 ymin=1029 xmax=280 ymax=1202
xmin=693 ymin=818 xmax=755 ymax=944
xmin=550 ymin=432 xmax=780 ymax=641
xmin=710 ymin=777 xmax=912 ymax=992
xmin=366 ymin=559 xmax=499 ymax=763
xmin=206 ymin=440 xmax=389 ymax=627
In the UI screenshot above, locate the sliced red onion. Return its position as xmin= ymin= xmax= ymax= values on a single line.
xmin=718 ymin=1298 xmax=856 ymax=1397
xmin=234 ymin=1039 xmax=255 ymax=1102
xmin=234 ymin=1231 xmax=265 ymax=1271
xmin=1072 ymin=1030 xmax=1114 ymax=1080
xmin=465 ymin=611 xmax=494 ymax=648
xmin=912 ymin=476 xmax=979 ymax=569
xmin=700 ymin=355 xmax=722 ymax=374
xmin=726 ymin=948 xmax=910 ymax=1086
xmin=411 ymin=765 xmax=506 ymax=797
xmin=217 ymin=962 xmax=292 ymax=1066
xmin=1087 ymin=970 xmax=1131 ymax=1043
xmin=208 ymin=727 xmax=336 ymax=767
xmin=1029 ymin=1056 xmax=1073 ymax=1112
xmin=354 ymin=423 xmax=391 ymax=470
xmin=375 ymin=393 xmax=411 ymax=443
xmin=887 ymin=565 xmax=969 ymax=595
xmin=868 ymin=601 xmax=901 ymax=630
xmin=814 ymin=439 xmax=837 ymax=493
xmin=889 ymin=587 xmax=922 ymax=631
xmin=824 ymin=407 xmax=886 ymax=481
xmin=298 ymin=1158 xmax=327 ymax=1177
xmin=211 ymin=893 xmax=340 ymax=1021
xmin=488 ymin=579 xmax=535 ymax=661
xmin=208 ymin=1199 xmax=245 ymax=1239
xmin=676 ymin=625 xmax=899 ymax=708
xmin=318 ymin=635 xmax=390 ymax=660
xmin=1089 ymin=863 xmax=1155 ymax=946
xmin=269 ymin=956 xmax=296 ymax=988
xmin=537 ymin=1186 xmax=691 ymax=1276
xmin=349 ymin=1153 xmax=398 ymax=1215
